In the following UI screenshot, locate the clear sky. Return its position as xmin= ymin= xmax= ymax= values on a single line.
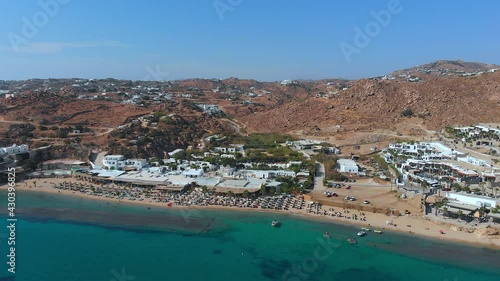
xmin=1 ymin=0 xmax=499 ymax=81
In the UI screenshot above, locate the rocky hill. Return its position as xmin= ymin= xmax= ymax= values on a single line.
xmin=1 ymin=60 xmax=500 ymax=157
xmin=239 ymin=70 xmax=500 ymax=135
xmin=392 ymin=60 xmax=499 ymax=77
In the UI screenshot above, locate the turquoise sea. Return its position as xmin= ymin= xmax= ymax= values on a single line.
xmin=1 ymin=190 xmax=499 ymax=281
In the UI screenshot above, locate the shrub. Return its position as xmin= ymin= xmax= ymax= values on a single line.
xmin=401 ymin=108 xmax=414 ymax=117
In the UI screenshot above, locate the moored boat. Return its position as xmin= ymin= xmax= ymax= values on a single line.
xmin=272 ymin=220 xmax=280 ymax=227
xmin=374 ymin=230 xmax=383 ymax=234
xmin=347 ymin=237 xmax=357 ymax=244
xmin=357 ymin=231 xmax=367 ymax=237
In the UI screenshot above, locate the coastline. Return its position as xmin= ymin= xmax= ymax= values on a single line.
xmin=2 ymin=178 xmax=500 ymax=250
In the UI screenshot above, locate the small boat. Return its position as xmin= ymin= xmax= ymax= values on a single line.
xmin=357 ymin=231 xmax=367 ymax=237
xmin=271 ymin=220 xmax=280 ymax=227
xmin=374 ymin=230 xmax=383 ymax=234
xmin=361 ymin=228 xmax=371 ymax=231
xmin=347 ymin=237 xmax=358 ymax=244
xmin=323 ymin=231 xmax=331 ymax=238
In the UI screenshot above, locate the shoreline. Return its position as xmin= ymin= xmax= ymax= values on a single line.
xmin=2 ymin=178 xmax=500 ymax=250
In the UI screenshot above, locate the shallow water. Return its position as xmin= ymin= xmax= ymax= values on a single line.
xmin=0 ymin=190 xmax=499 ymax=281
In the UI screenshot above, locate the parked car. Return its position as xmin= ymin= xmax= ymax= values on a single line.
xmin=363 ymin=200 xmax=370 ymax=204
xmin=346 ymin=185 xmax=351 ymax=189
xmin=324 ymin=191 xmax=338 ymax=197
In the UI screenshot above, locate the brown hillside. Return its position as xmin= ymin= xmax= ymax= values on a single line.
xmin=239 ymin=72 xmax=500 ymax=134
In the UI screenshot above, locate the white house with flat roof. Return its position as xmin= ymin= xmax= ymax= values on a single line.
xmin=337 ymin=159 xmax=358 ymax=174
xmin=168 ymin=149 xmax=184 ymax=157
xmin=1 ymin=144 xmax=29 ymax=155
xmin=444 ymin=192 xmax=497 ymax=208
xmin=102 ymin=155 xmax=147 ymax=170
xmin=182 ymin=169 xmax=204 ymax=178
xmin=246 ymin=170 xmax=296 ymax=179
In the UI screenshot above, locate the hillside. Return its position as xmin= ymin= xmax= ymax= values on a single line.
xmin=392 ymin=60 xmax=499 ymax=77
xmin=1 ymin=60 xmax=500 ymax=158
xmin=239 ymin=71 xmax=500 ymax=136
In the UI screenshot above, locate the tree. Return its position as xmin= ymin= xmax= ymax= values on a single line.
xmin=442 ymin=207 xmax=448 ymax=218
xmin=479 ymin=206 xmax=489 ymax=217
xmin=421 ymin=180 xmax=429 ymax=191
xmin=235 ymin=152 xmax=243 ymax=160
xmin=227 ymin=190 xmax=234 ymax=197
xmin=457 ymin=210 xmax=463 ymax=220
xmin=242 ymin=190 xmax=250 ymax=198
xmin=269 ymin=186 xmax=276 ymax=195
xmin=173 ymin=150 xmax=187 ymax=161
xmin=201 ymin=185 xmax=208 ymax=194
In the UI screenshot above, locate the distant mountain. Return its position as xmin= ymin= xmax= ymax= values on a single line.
xmin=391 ymin=60 xmax=499 ymax=77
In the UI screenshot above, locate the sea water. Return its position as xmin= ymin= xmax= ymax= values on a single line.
xmin=0 ymin=190 xmax=499 ymax=281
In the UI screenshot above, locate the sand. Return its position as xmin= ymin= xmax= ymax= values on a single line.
xmin=2 ymin=177 xmax=499 ymax=249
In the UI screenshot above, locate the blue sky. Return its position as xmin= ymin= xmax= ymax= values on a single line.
xmin=0 ymin=0 xmax=499 ymax=81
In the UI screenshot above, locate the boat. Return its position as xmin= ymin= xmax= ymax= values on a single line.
xmin=357 ymin=231 xmax=367 ymax=237
xmin=374 ymin=230 xmax=383 ymax=234
xmin=361 ymin=228 xmax=371 ymax=231
xmin=347 ymin=237 xmax=358 ymax=244
xmin=271 ymin=220 xmax=280 ymax=227
xmin=323 ymin=231 xmax=331 ymax=238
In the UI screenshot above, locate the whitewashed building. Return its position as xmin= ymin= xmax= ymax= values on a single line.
xmin=246 ymin=170 xmax=296 ymax=179
xmin=102 ymin=155 xmax=147 ymax=170
xmin=1 ymin=144 xmax=29 ymax=155
xmin=337 ymin=159 xmax=358 ymax=174
xmin=445 ymin=192 xmax=497 ymax=208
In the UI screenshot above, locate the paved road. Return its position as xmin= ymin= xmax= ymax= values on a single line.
xmin=222 ymin=118 xmax=247 ymax=136
xmin=314 ymin=162 xmax=326 ymax=191
xmin=94 ymin=151 xmax=108 ymax=168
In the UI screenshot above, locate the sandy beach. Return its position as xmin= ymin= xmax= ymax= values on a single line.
xmin=2 ymin=177 xmax=500 ymax=249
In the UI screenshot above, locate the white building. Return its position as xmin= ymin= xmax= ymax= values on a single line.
xmin=1 ymin=144 xmax=29 ymax=155
xmin=102 ymin=155 xmax=147 ymax=170
xmin=337 ymin=159 xmax=358 ymax=174
xmin=182 ymin=169 xmax=204 ymax=178
xmin=445 ymin=192 xmax=497 ymax=208
xmin=246 ymin=170 xmax=296 ymax=179
xmin=215 ymin=147 xmax=236 ymax=153
xmin=214 ymin=144 xmax=244 ymax=154
xmin=456 ymin=155 xmax=490 ymax=167
xmin=168 ymin=149 xmax=185 ymax=157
